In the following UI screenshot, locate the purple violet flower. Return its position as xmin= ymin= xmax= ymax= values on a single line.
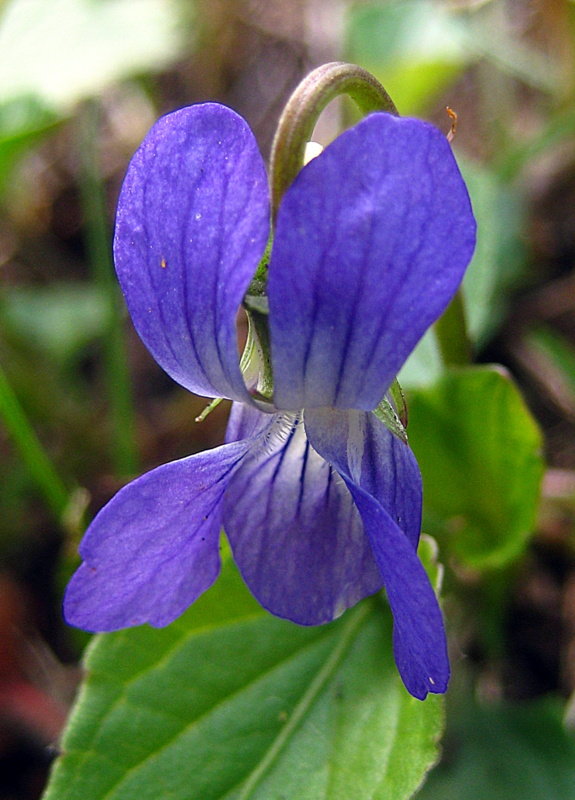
xmin=64 ymin=103 xmax=476 ymax=699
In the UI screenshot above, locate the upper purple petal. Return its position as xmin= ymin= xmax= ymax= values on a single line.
xmin=268 ymin=112 xmax=476 ymax=410
xmin=305 ymin=408 xmax=449 ymax=699
xmin=222 ymin=406 xmax=383 ymax=624
xmin=64 ymin=438 xmax=253 ymax=632
xmin=114 ymin=103 xmax=270 ymax=402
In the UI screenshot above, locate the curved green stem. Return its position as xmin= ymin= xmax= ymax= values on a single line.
xmin=269 ymin=62 xmax=398 ymax=216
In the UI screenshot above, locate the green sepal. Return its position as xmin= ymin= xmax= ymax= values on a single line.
xmin=388 ymin=377 xmax=408 ymax=427
xmin=373 ymin=388 xmax=409 ymax=445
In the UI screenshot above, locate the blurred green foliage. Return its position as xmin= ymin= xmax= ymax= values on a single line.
xmin=347 ymin=0 xmax=470 ymax=115
xmin=417 ymin=697 xmax=575 ymax=800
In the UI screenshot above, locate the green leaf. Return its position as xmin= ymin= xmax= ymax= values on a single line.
xmin=497 ymin=104 xmax=575 ymax=181
xmin=407 ymin=366 xmax=544 ymax=570
xmin=0 ymin=361 xmax=70 ymax=519
xmin=416 ymin=698 xmax=575 ymax=800
xmin=43 ymin=559 xmax=444 ymax=800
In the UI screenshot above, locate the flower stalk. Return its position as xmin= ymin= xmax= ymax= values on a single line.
xmin=269 ymin=62 xmax=398 ymax=216
xmin=434 ymin=288 xmax=472 ymax=367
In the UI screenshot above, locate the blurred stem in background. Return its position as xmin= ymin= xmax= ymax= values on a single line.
xmin=79 ymin=100 xmax=138 ymax=478
xmin=435 ymin=291 xmax=472 ymax=367
xmin=0 ymin=362 xmax=70 ymax=520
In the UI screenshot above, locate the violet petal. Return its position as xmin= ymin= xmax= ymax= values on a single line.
xmin=268 ymin=112 xmax=476 ymax=410
xmin=222 ymin=406 xmax=382 ymax=625
xmin=305 ymin=408 xmax=449 ymax=699
xmin=64 ymin=439 xmax=253 ymax=632
xmin=114 ymin=103 xmax=270 ymax=403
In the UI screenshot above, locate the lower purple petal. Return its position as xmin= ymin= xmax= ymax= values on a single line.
xmin=346 ymin=484 xmax=449 ymax=699
xmin=222 ymin=407 xmax=382 ymax=625
xmin=64 ymin=439 xmax=252 ymax=632
xmin=305 ymin=408 xmax=449 ymax=699
xmin=305 ymin=407 xmax=422 ymax=547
